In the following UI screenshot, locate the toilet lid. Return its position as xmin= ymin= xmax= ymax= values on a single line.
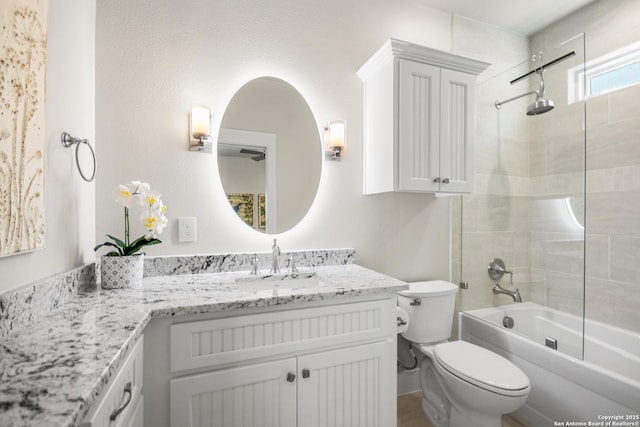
xmin=397 ymin=280 xmax=458 ymax=298
xmin=434 ymin=341 xmax=530 ymax=395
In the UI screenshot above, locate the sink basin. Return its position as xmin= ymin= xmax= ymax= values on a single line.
xmin=234 ymin=272 xmax=320 ymax=292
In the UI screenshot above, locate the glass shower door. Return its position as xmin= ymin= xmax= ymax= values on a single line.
xmin=455 ymin=34 xmax=586 ymax=359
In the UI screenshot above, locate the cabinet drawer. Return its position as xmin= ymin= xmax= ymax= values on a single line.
xmin=171 ymin=299 xmax=393 ymax=372
xmin=81 ymin=337 xmax=144 ymax=427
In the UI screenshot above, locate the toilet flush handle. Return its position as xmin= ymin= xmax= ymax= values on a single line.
xmin=410 ymin=298 xmax=421 ymax=306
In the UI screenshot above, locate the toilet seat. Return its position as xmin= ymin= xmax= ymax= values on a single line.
xmin=433 ymin=341 xmax=530 ymax=397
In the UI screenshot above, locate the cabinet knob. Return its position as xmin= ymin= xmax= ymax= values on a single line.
xmin=286 ymin=372 xmax=296 ymax=382
xmin=442 ymin=178 xmax=450 ymax=184
xmin=302 ymin=369 xmax=311 ymax=379
xmin=433 ymin=177 xmax=441 ymax=183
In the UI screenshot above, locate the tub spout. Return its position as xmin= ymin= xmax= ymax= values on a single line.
xmin=493 ymin=283 xmax=522 ymax=303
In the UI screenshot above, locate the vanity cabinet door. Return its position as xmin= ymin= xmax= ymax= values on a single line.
xmin=170 ymin=358 xmax=297 ymax=427
xmin=297 ymin=340 xmax=395 ymax=427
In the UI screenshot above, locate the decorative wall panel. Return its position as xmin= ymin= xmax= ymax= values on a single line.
xmin=0 ymin=0 xmax=47 ymax=256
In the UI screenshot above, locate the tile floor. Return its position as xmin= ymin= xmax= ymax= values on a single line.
xmin=397 ymin=391 xmax=527 ymax=427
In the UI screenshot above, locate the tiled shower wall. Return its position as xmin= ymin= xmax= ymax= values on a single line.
xmin=453 ymin=0 xmax=640 ymax=334
xmin=451 ymin=19 xmax=533 ymax=313
xmin=536 ymin=0 xmax=640 ymax=332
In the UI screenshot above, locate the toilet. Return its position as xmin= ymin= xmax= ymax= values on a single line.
xmin=398 ymin=281 xmax=530 ymax=427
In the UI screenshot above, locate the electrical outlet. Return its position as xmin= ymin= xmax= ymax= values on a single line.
xmin=178 ymin=217 xmax=197 ymax=242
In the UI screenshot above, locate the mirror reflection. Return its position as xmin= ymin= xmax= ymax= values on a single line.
xmin=217 ymin=77 xmax=322 ymax=234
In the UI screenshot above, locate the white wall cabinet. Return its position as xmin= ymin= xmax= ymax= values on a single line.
xmin=358 ymin=38 xmax=489 ymax=195
xmin=144 ymin=297 xmax=397 ymax=427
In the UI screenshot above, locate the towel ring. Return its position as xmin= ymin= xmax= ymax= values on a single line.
xmin=61 ymin=132 xmax=96 ymax=182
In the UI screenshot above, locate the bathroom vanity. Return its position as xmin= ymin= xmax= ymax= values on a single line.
xmin=148 ymin=296 xmax=396 ymax=427
xmin=0 ymin=256 xmax=406 ymax=427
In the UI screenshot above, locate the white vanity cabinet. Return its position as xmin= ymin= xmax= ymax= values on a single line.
xmin=358 ymin=38 xmax=489 ymax=195
xmin=155 ymin=298 xmax=396 ymax=427
xmin=81 ymin=336 xmax=144 ymax=427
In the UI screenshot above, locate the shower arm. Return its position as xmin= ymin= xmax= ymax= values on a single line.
xmin=494 ymin=90 xmax=538 ymax=109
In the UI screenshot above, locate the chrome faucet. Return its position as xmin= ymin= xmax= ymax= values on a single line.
xmin=270 ymin=239 xmax=281 ymax=274
xmin=488 ymin=258 xmax=522 ymax=302
xmin=488 ymin=258 xmax=513 ymax=281
xmin=250 ymin=254 xmax=260 ymax=275
xmin=492 ymin=283 xmax=522 ymax=303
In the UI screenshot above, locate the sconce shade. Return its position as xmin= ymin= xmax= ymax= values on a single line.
xmin=324 ymin=119 xmax=346 ymax=160
xmin=329 ymin=120 xmax=345 ymax=148
xmin=191 ymin=106 xmax=211 ymax=138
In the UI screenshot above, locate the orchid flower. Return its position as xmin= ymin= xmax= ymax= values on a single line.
xmin=95 ymin=180 xmax=168 ymax=256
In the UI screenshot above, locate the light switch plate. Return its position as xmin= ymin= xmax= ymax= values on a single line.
xmin=178 ymin=217 xmax=197 ymax=242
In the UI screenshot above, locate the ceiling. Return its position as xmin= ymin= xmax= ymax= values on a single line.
xmin=418 ymin=0 xmax=596 ymax=35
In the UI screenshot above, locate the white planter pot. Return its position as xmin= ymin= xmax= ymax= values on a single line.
xmin=100 ymin=255 xmax=144 ymax=289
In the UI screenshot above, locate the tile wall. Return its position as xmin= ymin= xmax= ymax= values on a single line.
xmin=531 ymin=0 xmax=640 ymax=332
xmin=454 ymin=0 xmax=640 ymax=334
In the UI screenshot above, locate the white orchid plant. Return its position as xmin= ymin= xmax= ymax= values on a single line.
xmin=94 ymin=181 xmax=168 ymax=256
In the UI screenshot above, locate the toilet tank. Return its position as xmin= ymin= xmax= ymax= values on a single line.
xmin=398 ymin=281 xmax=458 ymax=344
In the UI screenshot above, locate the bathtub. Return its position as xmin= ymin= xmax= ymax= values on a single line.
xmin=459 ymin=302 xmax=640 ymax=426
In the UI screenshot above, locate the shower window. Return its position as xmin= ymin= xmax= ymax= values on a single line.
xmin=589 ymin=60 xmax=640 ymax=96
xmin=568 ymin=39 xmax=640 ymax=102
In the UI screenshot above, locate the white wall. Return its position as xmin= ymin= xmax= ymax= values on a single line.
xmin=0 ymin=0 xmax=96 ymax=294
xmin=95 ymin=0 xmax=456 ymax=282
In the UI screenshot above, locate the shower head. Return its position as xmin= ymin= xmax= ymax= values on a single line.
xmin=495 ymin=68 xmax=555 ymax=115
xmin=527 ymin=69 xmax=554 ymax=115
xmin=527 ymin=97 xmax=554 ymax=115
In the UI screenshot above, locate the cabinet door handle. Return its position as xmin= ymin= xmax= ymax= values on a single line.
xmin=286 ymin=372 xmax=296 ymax=382
xmin=109 ymin=381 xmax=133 ymax=422
xmin=302 ymin=369 xmax=310 ymax=379
xmin=433 ymin=177 xmax=441 ymax=183
xmin=442 ymin=178 xmax=450 ymax=184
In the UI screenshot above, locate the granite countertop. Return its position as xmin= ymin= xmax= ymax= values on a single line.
xmin=0 ymin=264 xmax=407 ymax=427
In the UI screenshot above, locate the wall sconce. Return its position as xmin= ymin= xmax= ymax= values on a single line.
xmin=189 ymin=106 xmax=212 ymax=152
xmin=324 ymin=120 xmax=346 ymax=160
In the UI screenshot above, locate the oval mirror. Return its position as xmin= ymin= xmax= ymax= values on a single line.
xmin=217 ymin=77 xmax=322 ymax=234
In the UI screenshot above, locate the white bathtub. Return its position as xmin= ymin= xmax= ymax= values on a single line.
xmin=460 ymin=302 xmax=640 ymax=426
